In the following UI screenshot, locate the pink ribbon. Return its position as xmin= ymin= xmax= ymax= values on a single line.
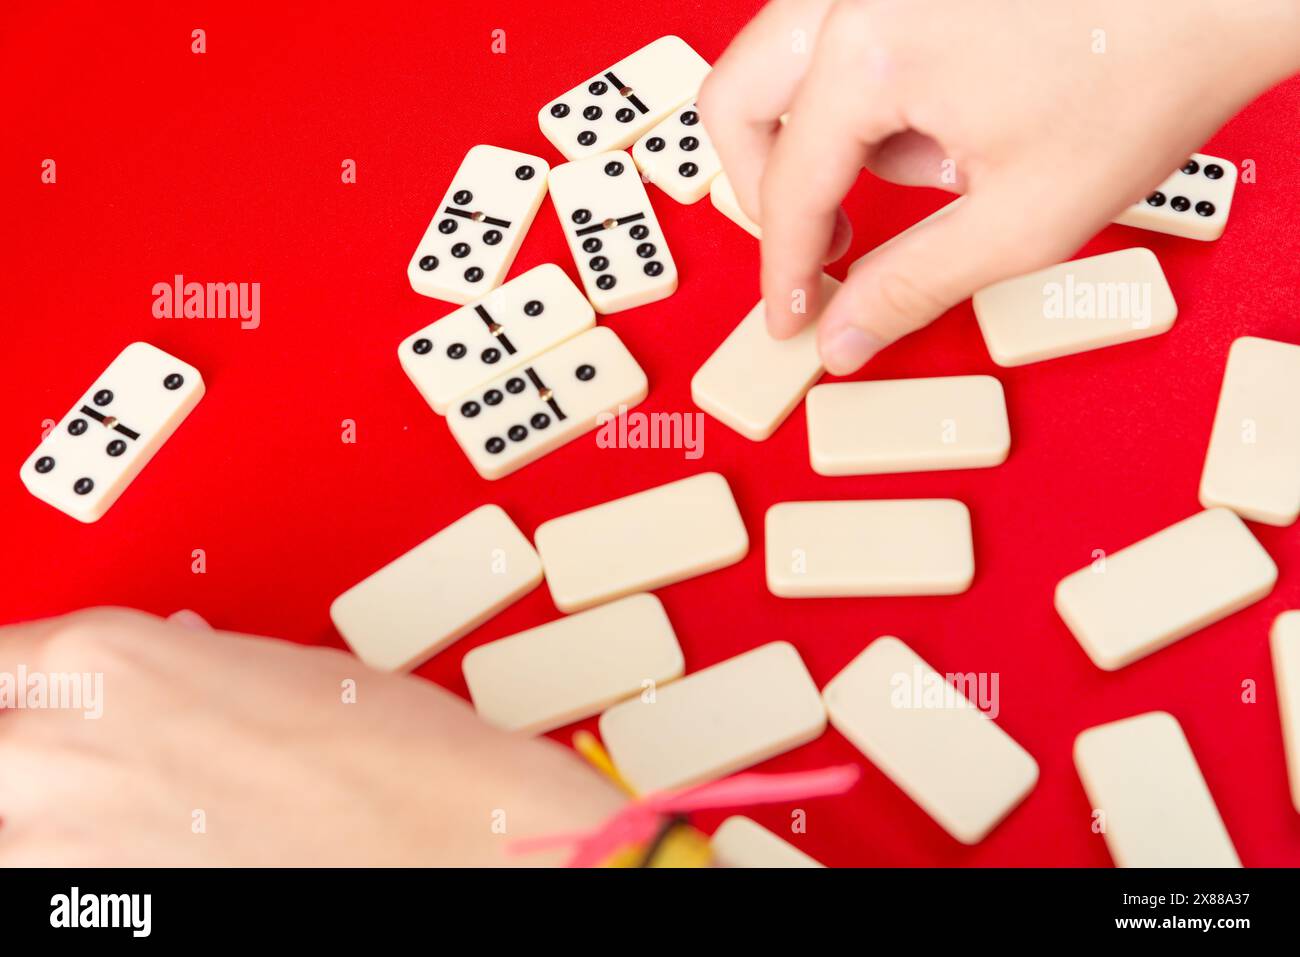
xmin=508 ymin=764 xmax=861 ymax=868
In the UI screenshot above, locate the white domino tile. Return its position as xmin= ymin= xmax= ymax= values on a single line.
xmin=548 ymin=152 xmax=678 ymax=314
xmin=765 ymin=500 xmax=974 ymax=598
xmin=329 ymin=504 xmax=542 ymax=672
xmin=1273 ymin=612 xmax=1300 ymax=815
xmin=461 ymin=594 xmax=684 ymax=735
xmin=1054 ymin=508 xmax=1276 ymax=671
xmin=399 ymin=264 xmax=595 ymax=415
xmin=406 ymin=145 xmax=549 ymax=304
xmin=1199 ymin=336 xmax=1300 ymax=526
xmin=1113 ymin=153 xmax=1238 ymax=241
xmin=691 ymin=276 xmax=838 ymax=441
xmin=710 ymin=817 xmax=824 ymax=868
xmin=534 ymin=471 xmax=749 ymax=613
xmin=631 ymin=102 xmax=721 ymax=204
xmin=971 ymin=248 xmax=1177 ymax=367
xmin=538 ymin=36 xmax=710 ymax=161
xmin=823 ymin=637 xmax=1038 ymax=844
xmin=1074 ymin=712 xmax=1240 ymax=867
xmin=599 ymin=641 xmax=827 ymax=793
xmin=709 ymin=172 xmax=760 ymax=238
xmin=445 ymin=326 xmax=647 ymax=481
xmin=806 ymin=375 xmax=1010 ymax=476
xmin=20 ymin=342 xmax=205 ymax=523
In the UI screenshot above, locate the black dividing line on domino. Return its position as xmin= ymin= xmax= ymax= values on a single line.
xmin=474 ymin=305 xmax=517 ymax=355
xmin=604 ymin=71 xmax=647 ymax=114
xmin=79 ymin=406 xmax=140 ymax=441
xmin=443 ymin=207 xmax=512 ymax=229
xmin=525 ymin=367 xmax=567 ymax=421
xmin=574 ymin=212 xmax=646 ymax=237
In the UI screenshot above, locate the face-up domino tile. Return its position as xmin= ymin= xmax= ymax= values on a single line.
xmin=446 ymin=326 xmax=647 ymax=481
xmin=710 ymin=817 xmax=825 ymax=868
xmin=20 ymin=342 xmax=204 ymax=523
xmin=399 ymin=264 xmax=595 ymax=415
xmin=822 ymin=636 xmax=1039 ymax=845
xmin=631 ymin=102 xmax=721 ymax=204
xmin=533 ymin=471 xmax=749 ymax=613
xmin=971 ymin=248 xmax=1177 ymax=367
xmin=548 ymin=152 xmax=677 ymax=313
xmin=805 ymin=375 xmax=1010 ymax=476
xmin=329 ymin=504 xmax=542 ymax=672
xmin=461 ymin=593 xmax=684 ymax=735
xmin=1113 ymin=153 xmax=1238 ymax=241
xmin=1054 ymin=508 xmax=1276 ymax=671
xmin=765 ymin=500 xmax=974 ymax=598
xmin=598 ymin=641 xmax=827 ymax=794
xmin=537 ymin=35 xmax=710 ymax=161
xmin=1199 ymin=336 xmax=1300 ymax=527
xmin=691 ymin=276 xmax=839 ymax=441
xmin=1272 ymin=612 xmax=1300 ymax=815
xmin=709 ymin=171 xmax=760 ymax=238
xmin=1074 ymin=712 xmax=1240 ymax=867
xmin=406 ymin=145 xmax=550 ymax=304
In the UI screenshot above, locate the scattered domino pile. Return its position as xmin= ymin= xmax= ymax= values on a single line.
xmin=19 ymin=33 xmax=1300 ymax=869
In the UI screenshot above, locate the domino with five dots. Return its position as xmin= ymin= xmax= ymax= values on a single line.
xmin=406 ymin=145 xmax=550 ymax=304
xmin=20 ymin=342 xmax=205 ymax=523
xmin=446 ymin=326 xmax=648 ymax=480
xmin=1113 ymin=153 xmax=1238 ymax=241
xmin=1074 ymin=711 xmax=1240 ymax=867
xmin=598 ymin=641 xmax=827 ymax=794
xmin=548 ymin=152 xmax=678 ymax=313
xmin=537 ymin=35 xmax=711 ymax=161
xmin=631 ymin=102 xmax=721 ymax=204
xmin=399 ymin=264 xmax=595 ymax=415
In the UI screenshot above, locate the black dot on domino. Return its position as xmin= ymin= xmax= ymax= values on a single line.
xmin=506 ymin=377 xmax=526 ymax=394
xmin=107 ymin=439 xmax=126 ymax=457
xmin=636 ymin=243 xmax=655 ymax=258
xmin=508 ymin=425 xmax=528 ymax=442
xmin=1204 ymin=164 xmax=1224 ymax=180
xmin=1196 ymin=201 xmax=1216 ymax=217
xmin=679 ymin=137 xmax=698 ymax=152
xmin=438 ymin=219 xmax=457 ymax=235
xmin=578 ymin=131 xmax=597 ymax=146
xmin=681 ymin=110 xmax=699 ymax=125
xmin=68 ymin=419 xmax=87 ymax=436
xmin=646 ymin=137 xmax=666 ymax=152
xmin=515 ymin=165 xmax=535 ymax=180
xmin=74 ymin=477 xmax=94 ymax=495
xmin=572 ymin=209 xmax=592 ymax=225
xmin=604 ymin=161 xmax=624 ymax=177
xmin=1171 ymin=196 xmax=1191 ymax=212
xmin=1145 ymin=192 xmax=1167 ymax=208
xmin=551 ymin=103 xmax=570 ymax=118
xmin=35 ymin=456 xmax=54 ymax=473
xmin=644 ymin=262 xmax=663 ymax=277
xmin=615 ymin=108 xmax=635 ymax=123
xmin=629 ymin=224 xmax=649 ymax=240
xmin=461 ymin=400 xmax=481 ymax=418
xmin=1182 ymin=159 xmax=1200 ymax=175
xmin=451 ymin=243 xmax=470 ymax=258
xmin=464 ymin=267 xmax=484 ymax=283
xmin=679 ymin=162 xmax=698 ymax=178
xmin=164 ymin=373 xmax=184 ymax=390
xmin=589 ymin=256 xmax=609 ymax=271
xmin=584 ymin=106 xmax=602 ymax=121
xmin=484 ymin=389 xmax=504 ymax=406
xmin=486 ymin=437 xmax=505 ymax=454
xmin=413 ymin=338 xmax=432 ymax=355
xmin=94 ymin=389 xmax=113 ymax=406
xmin=596 ymin=275 xmax=616 ymax=290
xmin=531 ymin=413 xmax=551 ymax=430
xmin=588 ymin=80 xmax=607 ymax=95
xmin=575 ymin=364 xmax=596 ymax=381
xmin=482 ymin=348 xmax=501 ymax=364
xmin=524 ymin=300 xmax=544 ymax=316
xmin=419 ymin=255 xmax=439 ymax=271
xmin=483 ymin=230 xmax=502 ymax=245
xmin=583 ymin=237 xmax=602 ymax=253
xmin=453 ymin=189 xmax=473 ymax=205
xmin=447 ymin=343 xmax=467 ymax=359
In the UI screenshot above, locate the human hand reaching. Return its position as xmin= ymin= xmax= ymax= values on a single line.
xmin=700 ymin=0 xmax=1300 ymax=374
xmin=0 ymin=608 xmax=623 ymax=866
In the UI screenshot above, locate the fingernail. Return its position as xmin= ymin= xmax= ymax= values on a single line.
xmin=824 ymin=327 xmax=884 ymax=375
xmin=168 ymin=609 xmax=211 ymax=630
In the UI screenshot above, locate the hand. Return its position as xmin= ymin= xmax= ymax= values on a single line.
xmin=0 ymin=608 xmax=623 ymax=865
xmin=700 ymin=0 xmax=1300 ymax=374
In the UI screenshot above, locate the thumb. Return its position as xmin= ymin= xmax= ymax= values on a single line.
xmin=817 ymin=181 xmax=1100 ymax=374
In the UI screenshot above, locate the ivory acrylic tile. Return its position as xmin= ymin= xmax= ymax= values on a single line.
xmin=461 ymin=594 xmax=684 ymax=735
xmin=709 ymin=172 xmax=760 ymax=238
xmin=1113 ymin=153 xmax=1238 ymax=241
xmin=710 ymin=817 xmax=824 ymax=868
xmin=20 ymin=342 xmax=205 ymax=523
xmin=765 ymin=500 xmax=974 ymax=598
xmin=1199 ymin=336 xmax=1300 ymax=526
xmin=599 ymin=641 xmax=826 ymax=793
xmin=806 ymin=375 xmax=1010 ymax=476
xmin=538 ymin=36 xmax=711 ymax=161
xmin=406 ymin=145 xmax=550 ymax=304
xmin=399 ymin=264 xmax=595 ymax=414
xmin=1272 ymin=612 xmax=1300 ymax=814
xmin=329 ymin=505 xmax=543 ymax=672
xmin=534 ymin=471 xmax=749 ymax=613
xmin=548 ymin=152 xmax=678 ymax=313
xmin=631 ymin=102 xmax=721 ymax=204
xmin=445 ymin=326 xmax=648 ymax=480
xmin=971 ymin=248 xmax=1177 ymax=367
xmin=691 ymin=275 xmax=839 ymax=441
xmin=1054 ymin=508 xmax=1276 ymax=671
xmin=1074 ymin=712 xmax=1240 ymax=867
xmin=822 ymin=637 xmax=1038 ymax=844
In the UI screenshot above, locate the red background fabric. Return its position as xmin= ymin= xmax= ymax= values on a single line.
xmin=4 ymin=0 xmax=1299 ymax=867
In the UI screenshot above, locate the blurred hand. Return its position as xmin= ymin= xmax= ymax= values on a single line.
xmin=700 ymin=0 xmax=1300 ymax=373
xmin=0 ymin=608 xmax=622 ymax=865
